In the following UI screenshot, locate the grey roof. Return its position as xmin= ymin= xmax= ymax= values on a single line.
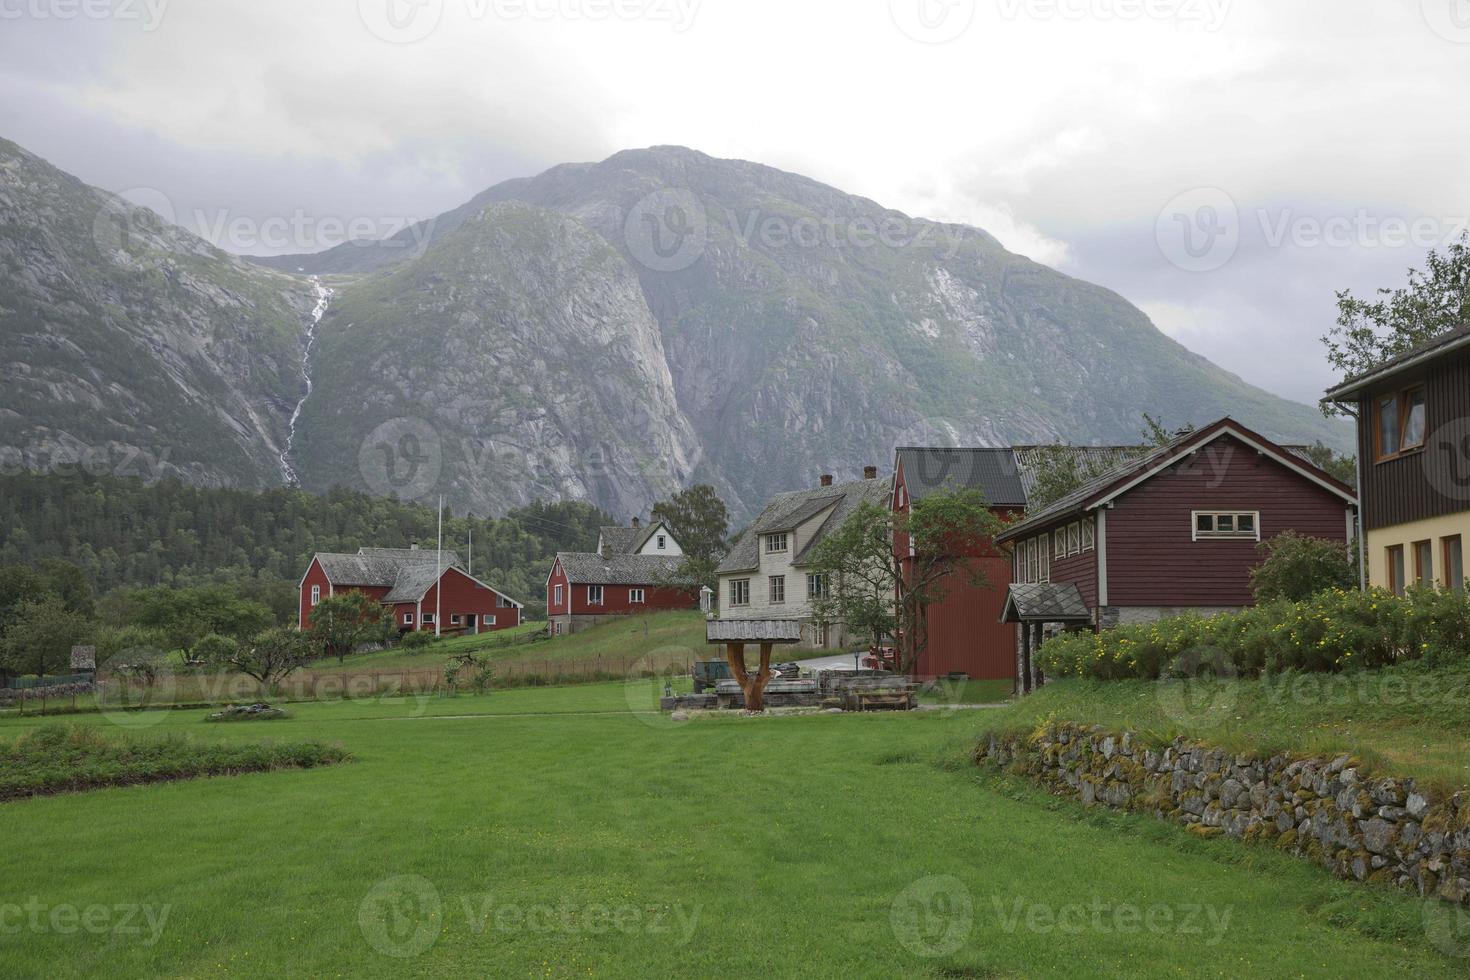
xmin=383 ymin=563 xmax=446 ymax=603
xmin=360 ymin=547 xmax=462 ymax=567
xmin=896 ymin=447 xmax=1026 ymax=506
xmin=717 ymin=477 xmax=890 ymax=574
xmin=1001 ymin=582 xmax=1092 ymax=622
xmin=1011 ymin=445 xmax=1147 ymax=500
xmin=1323 ymin=323 xmax=1470 ymax=401
xmin=555 ymin=551 xmax=688 ymax=585
xmin=597 ymin=526 xmax=644 ymax=555
xmin=706 ymin=619 xmax=805 ymax=644
xmin=314 ymin=553 xmax=412 ymax=587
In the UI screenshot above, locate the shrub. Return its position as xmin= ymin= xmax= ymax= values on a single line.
xmin=192 ymin=633 xmax=239 ymax=666
xmin=1038 ymin=587 xmax=1470 ymax=681
xmin=1250 ymin=532 xmax=1357 ymax=602
xmin=399 ymin=630 xmax=435 ymax=649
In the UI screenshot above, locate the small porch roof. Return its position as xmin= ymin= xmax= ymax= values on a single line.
xmin=705 ymin=619 xmax=805 ymax=645
xmin=1000 ymin=582 xmax=1092 ymax=624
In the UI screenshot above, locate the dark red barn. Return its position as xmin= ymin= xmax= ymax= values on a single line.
xmin=299 ymin=547 xmax=522 ymax=635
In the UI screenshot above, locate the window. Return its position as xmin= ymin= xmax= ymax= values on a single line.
xmin=1067 ymin=522 xmax=1080 ymax=556
xmin=1376 ymin=385 xmax=1428 ymax=460
xmin=1193 ymin=511 xmax=1260 ymax=540
xmin=422 ymin=613 xmax=435 ymax=625
xmin=587 ymin=585 xmax=604 ymax=606
xmin=553 ymin=584 xmax=564 ymax=607
xmin=1054 ymin=530 xmax=1065 ymax=559
xmin=1038 ymin=539 xmax=1050 ymax=583
xmin=483 ymin=614 xmax=496 ymax=626
xmin=1082 ymin=518 xmax=1095 ymax=552
xmin=807 ymin=573 xmax=829 ymax=600
xmin=310 ymin=585 xmax=321 ymax=606
xmin=499 ymin=595 xmax=515 ymax=608
xmin=1445 ymin=537 xmax=1464 ymax=593
xmin=403 ymin=613 xmax=414 ymax=625
xmin=629 ymin=588 xmax=646 ymax=604
xmin=1413 ymin=540 xmax=1434 ymax=587
xmin=730 ymin=579 xmax=750 ymax=607
xmin=657 ymin=535 xmax=667 ymax=550
xmin=769 ymin=576 xmax=786 ymax=604
xmin=1386 ymin=545 xmax=1406 ymax=597
xmin=765 ymin=533 xmax=789 ymax=554
xmin=451 ymin=614 xmax=462 ymax=626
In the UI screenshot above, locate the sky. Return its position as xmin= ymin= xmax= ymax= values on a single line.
xmin=2 ymin=0 xmax=1468 ymax=406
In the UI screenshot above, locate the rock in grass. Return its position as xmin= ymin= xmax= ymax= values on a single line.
xmin=207 ymin=702 xmax=288 ymax=722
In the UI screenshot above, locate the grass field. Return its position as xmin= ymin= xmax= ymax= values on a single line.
xmin=2 ymin=681 xmax=1468 ymax=977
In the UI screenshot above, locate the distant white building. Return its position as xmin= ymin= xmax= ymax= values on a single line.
xmin=715 ymin=469 xmax=890 ymax=649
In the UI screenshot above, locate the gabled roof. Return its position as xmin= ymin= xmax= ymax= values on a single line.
xmin=555 ymin=552 xmax=688 ymax=586
xmin=1323 ymin=323 xmax=1470 ymax=402
xmin=1001 ymin=582 xmax=1091 ymax=623
xmin=382 ymin=563 xmax=445 ymax=603
xmin=311 ymin=549 xmax=462 ymax=587
xmin=598 ymin=521 xmax=675 ymax=556
xmin=1011 ymin=445 xmax=1149 ymax=500
xmin=895 ymin=447 xmax=1027 ymax=507
xmin=994 ymin=418 xmax=1357 ymax=544
xmin=717 ymin=477 xmax=890 ymax=575
xmin=360 ymin=547 xmax=462 ymax=567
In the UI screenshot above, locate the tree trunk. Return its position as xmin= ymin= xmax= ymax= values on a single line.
xmin=725 ymin=642 xmax=775 ymax=713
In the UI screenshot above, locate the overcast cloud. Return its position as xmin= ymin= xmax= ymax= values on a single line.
xmin=2 ymin=0 xmax=1467 ymax=405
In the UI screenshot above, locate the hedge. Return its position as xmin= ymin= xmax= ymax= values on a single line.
xmin=1038 ymin=587 xmax=1470 ymax=681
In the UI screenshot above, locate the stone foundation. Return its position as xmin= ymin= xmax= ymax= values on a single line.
xmin=978 ymin=722 xmax=1470 ymax=904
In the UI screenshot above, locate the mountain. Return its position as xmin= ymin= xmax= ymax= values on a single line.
xmin=0 ymin=137 xmax=315 ymax=489
xmin=2 ymin=139 xmax=1346 ymax=522
xmin=269 ymin=146 xmax=1347 ymax=516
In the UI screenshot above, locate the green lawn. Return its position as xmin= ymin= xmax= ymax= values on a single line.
xmin=1 ymin=684 xmax=1465 ymax=977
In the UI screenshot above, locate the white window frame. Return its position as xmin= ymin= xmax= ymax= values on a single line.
xmin=554 ymin=584 xmax=564 ymax=606
xmin=422 ymin=613 xmax=436 ymax=625
xmin=483 ymin=614 xmax=496 ymax=626
xmin=807 ymin=573 xmax=828 ymax=600
xmin=730 ymin=579 xmax=750 ymax=607
xmin=451 ymin=614 xmax=463 ymax=626
xmin=769 ymin=575 xmax=786 ymax=605
xmin=1082 ymin=518 xmax=1095 ymax=552
xmin=311 ymin=584 xmax=321 ymax=606
xmin=657 ymin=535 xmax=667 ymax=550
xmin=629 ymin=588 xmax=646 ymax=604
xmin=766 ymin=533 xmax=789 ymax=554
xmin=587 ymin=585 xmax=604 ymax=606
xmin=1054 ymin=531 xmax=1065 ymax=559
xmin=1192 ymin=511 xmax=1261 ymax=541
xmin=1067 ymin=522 xmax=1081 ymax=556
xmin=403 ymin=612 xmax=414 ymax=625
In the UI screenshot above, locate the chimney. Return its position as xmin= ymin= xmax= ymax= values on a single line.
xmin=410 ymin=543 xmax=419 ymax=550
xmin=631 ymin=516 xmax=641 ymax=529
xmin=864 ymin=465 xmax=879 ymax=480
xmin=820 ymin=474 xmax=834 ymax=487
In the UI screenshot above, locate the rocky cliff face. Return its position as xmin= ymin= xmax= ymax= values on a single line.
xmin=290 ymin=203 xmax=700 ymax=519
xmin=0 ymin=137 xmax=314 ymax=488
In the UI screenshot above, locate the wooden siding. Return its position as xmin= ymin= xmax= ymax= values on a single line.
xmin=1106 ymin=435 xmax=1350 ymax=606
xmin=1357 ymin=347 xmax=1470 ymax=531
xmin=1049 ymin=535 xmax=1099 ymax=610
xmin=420 ymin=567 xmax=520 ymax=632
xmin=546 ymin=560 xmax=571 ymax=618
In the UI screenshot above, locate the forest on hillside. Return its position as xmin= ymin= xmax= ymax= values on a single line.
xmin=0 ymin=472 xmax=612 ymax=618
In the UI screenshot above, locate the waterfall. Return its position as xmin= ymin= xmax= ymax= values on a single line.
xmin=279 ymin=276 xmax=332 ymax=486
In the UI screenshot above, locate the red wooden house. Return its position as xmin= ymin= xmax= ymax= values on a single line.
xmin=993 ymin=418 xmax=1358 ymax=688
xmin=546 ymin=520 xmax=697 ymax=635
xmin=299 ymin=547 xmax=522 ymax=635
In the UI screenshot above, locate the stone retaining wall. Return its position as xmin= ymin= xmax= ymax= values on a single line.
xmin=978 ymin=722 xmax=1470 ymax=904
xmin=0 ymin=681 xmax=95 ymax=704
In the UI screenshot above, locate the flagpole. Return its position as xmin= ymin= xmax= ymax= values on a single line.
xmin=436 ymin=495 xmax=443 ymax=637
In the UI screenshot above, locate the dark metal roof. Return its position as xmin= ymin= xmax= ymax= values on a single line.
xmin=896 ymin=447 xmax=1026 ymax=506
xmin=1001 ymin=582 xmax=1091 ymax=623
xmin=1323 ymin=323 xmax=1470 ymax=401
